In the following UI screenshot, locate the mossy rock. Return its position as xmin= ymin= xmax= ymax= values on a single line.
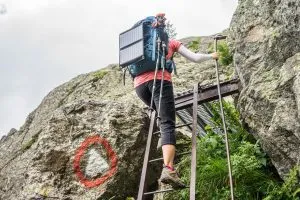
xmin=93 ymin=70 xmax=109 ymax=80
xmin=21 ymin=132 xmax=40 ymax=152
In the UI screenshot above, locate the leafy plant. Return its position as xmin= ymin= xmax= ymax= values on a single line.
xmin=93 ymin=70 xmax=108 ymax=80
xmin=263 ymin=166 xmax=300 ymax=200
xmin=165 ymin=21 xmax=177 ymax=39
xmin=21 ymin=132 xmax=40 ymax=152
xmin=208 ymin=41 xmax=233 ymax=66
xmin=163 ymin=101 xmax=286 ymax=200
xmin=188 ymin=37 xmax=201 ymax=52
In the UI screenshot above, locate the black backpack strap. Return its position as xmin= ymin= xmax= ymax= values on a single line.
xmin=169 ymin=53 xmax=177 ymax=76
xmin=123 ymin=66 xmax=135 ymax=85
xmin=123 ymin=67 xmax=128 ymax=86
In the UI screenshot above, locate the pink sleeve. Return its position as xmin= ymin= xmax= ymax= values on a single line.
xmin=166 ymin=39 xmax=182 ymax=59
xmin=169 ymin=39 xmax=182 ymax=52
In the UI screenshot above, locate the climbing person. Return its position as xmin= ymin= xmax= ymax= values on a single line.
xmin=132 ymin=13 xmax=219 ymax=188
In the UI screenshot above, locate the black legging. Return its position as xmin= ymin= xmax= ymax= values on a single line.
xmin=135 ymin=80 xmax=176 ymax=145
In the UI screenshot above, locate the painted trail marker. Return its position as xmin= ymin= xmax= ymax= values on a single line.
xmin=85 ymin=148 xmax=110 ymax=177
xmin=73 ymin=135 xmax=118 ymax=188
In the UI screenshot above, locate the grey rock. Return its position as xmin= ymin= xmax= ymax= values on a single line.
xmin=229 ymin=0 xmax=300 ymax=178
xmin=7 ymin=128 xmax=17 ymax=136
xmin=0 ymin=36 xmax=233 ymax=199
xmin=0 ymin=135 xmax=7 ymax=143
xmin=0 ymin=65 xmax=162 ymax=199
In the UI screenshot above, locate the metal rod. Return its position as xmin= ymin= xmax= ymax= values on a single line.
xmin=175 ymin=122 xmax=193 ymax=129
xmin=149 ymin=151 xmax=191 ymax=163
xmin=190 ymin=83 xmax=198 ymax=200
xmin=153 ymin=122 xmax=193 ymax=135
xmin=214 ymin=36 xmax=234 ymax=200
xmin=137 ymin=111 xmax=156 ymax=200
xmin=186 ymin=107 xmax=206 ymax=134
xmin=156 ymin=41 xmax=167 ymax=125
xmin=173 ymin=79 xmax=239 ymax=104
xmin=149 ymin=37 xmax=161 ymax=114
xmin=144 ymin=188 xmax=175 ymax=195
xmin=144 ymin=186 xmax=189 ymax=195
xmin=176 ymin=113 xmax=193 ymax=131
xmin=174 ymin=81 xmax=239 ymax=111
xmin=153 ymin=130 xmax=160 ymax=135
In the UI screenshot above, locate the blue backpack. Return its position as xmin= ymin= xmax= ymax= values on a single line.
xmin=127 ymin=16 xmax=175 ymax=78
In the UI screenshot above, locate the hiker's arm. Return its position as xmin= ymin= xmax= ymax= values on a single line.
xmin=177 ymin=45 xmax=218 ymax=63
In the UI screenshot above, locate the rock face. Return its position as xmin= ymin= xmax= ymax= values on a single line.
xmin=1 ymin=1 xmax=300 ymax=196
xmin=0 ymin=40 xmax=222 ymax=200
xmin=229 ymin=0 xmax=300 ymax=178
xmin=0 ymin=66 xmax=161 ymax=199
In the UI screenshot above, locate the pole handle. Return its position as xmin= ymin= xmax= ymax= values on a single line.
xmin=213 ymin=34 xmax=227 ymax=41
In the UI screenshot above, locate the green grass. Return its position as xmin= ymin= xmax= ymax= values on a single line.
xmin=264 ymin=166 xmax=300 ymax=200
xmin=93 ymin=70 xmax=108 ymax=80
xmin=21 ymin=132 xmax=40 ymax=152
xmin=187 ymin=37 xmax=201 ymax=52
xmin=208 ymin=41 xmax=233 ymax=66
xmin=163 ymin=101 xmax=299 ymax=200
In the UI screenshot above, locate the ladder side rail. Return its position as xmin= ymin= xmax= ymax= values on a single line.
xmin=137 ymin=111 xmax=157 ymax=200
xmin=190 ymin=83 xmax=198 ymax=200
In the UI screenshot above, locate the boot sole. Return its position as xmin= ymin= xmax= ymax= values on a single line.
xmin=160 ymin=176 xmax=186 ymax=189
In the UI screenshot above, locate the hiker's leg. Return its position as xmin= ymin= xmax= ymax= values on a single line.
xmin=147 ymin=80 xmax=185 ymax=188
xmin=152 ymin=80 xmax=176 ymax=168
xmin=162 ymin=144 xmax=176 ymax=168
xmin=135 ymin=81 xmax=155 ymax=109
xmin=138 ymin=80 xmax=176 ymax=168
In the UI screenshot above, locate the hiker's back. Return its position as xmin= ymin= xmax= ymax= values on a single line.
xmin=119 ymin=14 xmax=172 ymax=78
xmin=128 ymin=15 xmax=169 ymax=77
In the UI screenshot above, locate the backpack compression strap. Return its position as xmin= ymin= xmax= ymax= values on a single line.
xmin=152 ymin=28 xmax=157 ymax=61
xmin=151 ymin=13 xmax=166 ymax=61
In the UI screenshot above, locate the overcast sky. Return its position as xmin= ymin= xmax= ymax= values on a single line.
xmin=0 ymin=0 xmax=238 ymax=137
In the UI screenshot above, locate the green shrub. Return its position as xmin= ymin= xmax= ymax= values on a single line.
xmin=208 ymin=41 xmax=233 ymax=66
xmin=21 ymin=133 xmax=40 ymax=152
xmin=264 ymin=166 xmax=300 ymax=200
xmin=93 ymin=70 xmax=108 ymax=80
xmin=188 ymin=37 xmax=201 ymax=52
xmin=164 ymin=101 xmax=285 ymax=200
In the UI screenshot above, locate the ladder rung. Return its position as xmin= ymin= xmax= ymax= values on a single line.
xmin=175 ymin=122 xmax=193 ymax=129
xmin=144 ymin=187 xmax=188 ymax=195
xmin=149 ymin=151 xmax=191 ymax=163
xmin=153 ymin=130 xmax=160 ymax=135
xmin=153 ymin=123 xmax=193 ymax=135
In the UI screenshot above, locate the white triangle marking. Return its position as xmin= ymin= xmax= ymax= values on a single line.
xmin=85 ymin=148 xmax=109 ymax=177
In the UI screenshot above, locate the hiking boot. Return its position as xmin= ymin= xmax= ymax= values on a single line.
xmin=159 ymin=166 xmax=186 ymax=189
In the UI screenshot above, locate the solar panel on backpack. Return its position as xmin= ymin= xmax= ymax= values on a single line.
xmin=119 ymin=23 xmax=144 ymax=67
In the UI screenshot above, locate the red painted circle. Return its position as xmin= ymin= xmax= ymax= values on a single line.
xmin=73 ymin=135 xmax=118 ymax=188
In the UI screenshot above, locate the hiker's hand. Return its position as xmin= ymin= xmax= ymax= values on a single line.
xmin=211 ymin=52 xmax=219 ymax=60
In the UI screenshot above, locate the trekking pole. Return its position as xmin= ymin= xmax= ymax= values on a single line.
xmin=149 ymin=37 xmax=161 ymax=116
xmin=213 ymin=34 xmax=234 ymax=200
xmin=156 ymin=41 xmax=167 ymax=125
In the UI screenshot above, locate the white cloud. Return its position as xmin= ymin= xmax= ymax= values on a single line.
xmin=1 ymin=0 xmax=68 ymax=15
